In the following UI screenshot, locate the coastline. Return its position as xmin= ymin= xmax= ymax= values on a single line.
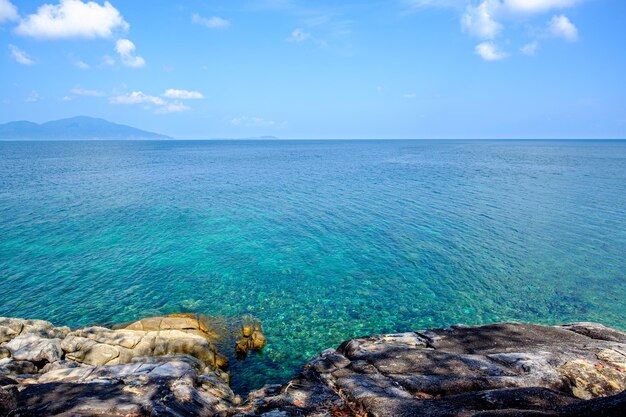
xmin=1 ymin=314 xmax=625 ymax=416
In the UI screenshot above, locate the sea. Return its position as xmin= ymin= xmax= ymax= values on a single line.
xmin=1 ymin=139 xmax=625 ymax=392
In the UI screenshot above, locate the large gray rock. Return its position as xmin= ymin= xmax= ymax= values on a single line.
xmin=13 ymin=359 xmax=235 ymax=417
xmin=4 ymin=334 xmax=63 ymax=364
xmin=0 ymin=358 xmax=38 ymax=376
xmin=0 ymin=317 xmax=69 ymax=343
xmin=0 ymin=314 xmax=262 ymax=416
xmin=231 ymin=322 xmax=626 ymax=417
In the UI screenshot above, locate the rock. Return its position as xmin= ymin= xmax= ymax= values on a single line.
xmin=235 ymin=316 xmax=267 ymax=358
xmin=232 ymin=322 xmax=626 ymax=417
xmin=338 ymin=332 xmax=429 ymax=359
xmin=0 ymin=358 xmax=37 ymax=376
xmin=0 ymin=317 xmax=69 ymax=343
xmin=1 ymin=315 xmax=625 ymax=416
xmin=560 ymin=322 xmax=626 ymax=343
xmin=0 ymin=385 xmax=18 ymax=416
xmin=19 ymin=359 xmax=236 ymax=416
xmin=114 ymin=313 xmax=227 ymax=344
xmin=0 ymin=318 xmax=23 ymax=343
xmin=0 ymin=375 xmax=18 ymax=386
xmin=131 ymin=353 xmax=206 ymax=371
xmin=61 ymin=327 xmax=228 ymax=369
xmin=0 ymin=347 xmax=10 ymax=359
xmin=4 ymin=334 xmax=63 ymax=364
xmin=0 ymin=313 xmax=268 ymax=416
xmin=559 ymin=357 xmax=626 ymax=399
xmin=115 ymin=313 xmax=267 ymax=359
xmin=40 ymin=359 xmax=82 ymax=374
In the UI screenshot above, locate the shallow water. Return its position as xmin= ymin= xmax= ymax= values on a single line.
xmin=0 ymin=140 xmax=625 ymax=392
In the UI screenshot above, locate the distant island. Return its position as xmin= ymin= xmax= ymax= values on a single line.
xmin=0 ymin=116 xmax=170 ymax=140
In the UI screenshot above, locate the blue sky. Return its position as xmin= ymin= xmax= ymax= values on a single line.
xmin=1 ymin=0 xmax=625 ymax=139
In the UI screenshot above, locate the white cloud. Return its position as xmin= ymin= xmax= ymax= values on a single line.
xmin=287 ymin=28 xmax=312 ymax=43
xmin=15 ymin=0 xmax=128 ymax=39
xmin=71 ymin=87 xmax=104 ymax=96
xmin=115 ymin=39 xmax=145 ymax=68
xmin=521 ymin=41 xmax=539 ymax=55
xmin=163 ymin=89 xmax=204 ymax=100
xmin=74 ymin=60 xmax=90 ymax=69
xmin=475 ymin=41 xmax=508 ymax=61
xmin=26 ymin=91 xmax=40 ymax=102
xmin=461 ymin=0 xmax=502 ymax=39
xmin=9 ymin=44 xmax=34 ymax=65
xmin=548 ymin=14 xmax=578 ymax=41
xmin=110 ymin=91 xmax=165 ymax=105
xmin=155 ymin=101 xmax=190 ymax=114
xmin=403 ymin=93 xmax=417 ymax=99
xmin=191 ymin=13 xmax=231 ymax=29
xmin=0 ymin=0 xmax=18 ymax=23
xmin=110 ymin=91 xmax=191 ymax=114
xmin=230 ymin=116 xmax=284 ymax=128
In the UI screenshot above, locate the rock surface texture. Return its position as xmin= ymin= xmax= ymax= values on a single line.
xmin=1 ymin=318 xmax=624 ymax=417
xmin=0 ymin=314 xmax=265 ymax=416
xmin=229 ymin=322 xmax=626 ymax=417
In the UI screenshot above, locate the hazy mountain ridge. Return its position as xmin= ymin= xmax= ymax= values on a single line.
xmin=0 ymin=116 xmax=171 ymax=140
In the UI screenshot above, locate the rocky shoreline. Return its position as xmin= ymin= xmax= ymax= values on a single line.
xmin=1 ymin=316 xmax=625 ymax=416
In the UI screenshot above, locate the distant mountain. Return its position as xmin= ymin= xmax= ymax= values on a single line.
xmin=0 ymin=116 xmax=171 ymax=140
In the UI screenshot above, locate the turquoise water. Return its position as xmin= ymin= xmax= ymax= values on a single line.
xmin=1 ymin=140 xmax=625 ymax=392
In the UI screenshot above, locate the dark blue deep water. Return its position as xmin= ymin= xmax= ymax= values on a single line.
xmin=1 ymin=140 xmax=625 ymax=392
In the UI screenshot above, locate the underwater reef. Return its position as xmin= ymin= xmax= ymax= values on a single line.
xmin=1 ymin=315 xmax=625 ymax=416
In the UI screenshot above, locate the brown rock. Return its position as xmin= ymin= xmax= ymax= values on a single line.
xmin=559 ymin=359 xmax=626 ymax=399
